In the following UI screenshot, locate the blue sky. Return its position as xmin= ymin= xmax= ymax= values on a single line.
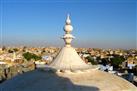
xmin=0 ymin=0 xmax=136 ymax=49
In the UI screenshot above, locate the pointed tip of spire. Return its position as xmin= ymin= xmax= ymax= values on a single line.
xmin=66 ymin=13 xmax=71 ymax=25
xmin=67 ymin=13 xmax=70 ymax=19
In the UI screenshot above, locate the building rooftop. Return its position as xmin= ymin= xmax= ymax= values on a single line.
xmin=0 ymin=69 xmax=136 ymax=91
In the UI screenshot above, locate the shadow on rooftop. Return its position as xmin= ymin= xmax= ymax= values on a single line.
xmin=0 ymin=68 xmax=100 ymax=91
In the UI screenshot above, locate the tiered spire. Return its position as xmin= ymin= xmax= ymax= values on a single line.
xmin=63 ymin=14 xmax=75 ymax=47
xmin=49 ymin=14 xmax=91 ymax=71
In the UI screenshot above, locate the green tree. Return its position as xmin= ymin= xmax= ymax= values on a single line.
xmin=23 ymin=52 xmax=41 ymax=61
xmin=8 ymin=49 xmax=14 ymax=53
xmin=86 ymin=56 xmax=98 ymax=65
xmin=2 ymin=46 xmax=6 ymax=51
xmin=111 ymin=55 xmax=125 ymax=67
xmin=13 ymin=48 xmax=18 ymax=52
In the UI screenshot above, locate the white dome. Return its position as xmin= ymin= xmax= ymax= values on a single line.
xmin=1 ymin=69 xmax=136 ymax=91
xmin=50 ymin=47 xmax=91 ymax=70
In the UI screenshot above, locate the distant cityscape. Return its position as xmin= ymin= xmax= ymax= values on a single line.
xmin=0 ymin=0 xmax=136 ymax=90
xmin=0 ymin=46 xmax=136 ymax=86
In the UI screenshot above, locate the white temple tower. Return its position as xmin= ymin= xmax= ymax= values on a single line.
xmin=49 ymin=14 xmax=91 ymax=71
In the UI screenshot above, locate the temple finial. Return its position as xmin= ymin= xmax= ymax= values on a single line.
xmin=64 ymin=14 xmax=73 ymax=34
xmin=50 ymin=14 xmax=90 ymax=71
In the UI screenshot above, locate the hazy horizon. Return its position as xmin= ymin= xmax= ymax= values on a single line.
xmin=0 ymin=0 xmax=136 ymax=49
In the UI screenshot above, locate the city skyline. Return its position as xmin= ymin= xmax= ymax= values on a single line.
xmin=0 ymin=0 xmax=136 ymax=49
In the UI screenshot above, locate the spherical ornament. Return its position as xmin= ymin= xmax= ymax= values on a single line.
xmin=64 ymin=25 xmax=73 ymax=33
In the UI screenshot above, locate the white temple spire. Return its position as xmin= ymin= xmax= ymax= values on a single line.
xmin=63 ymin=14 xmax=74 ymax=47
xmin=49 ymin=14 xmax=91 ymax=71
